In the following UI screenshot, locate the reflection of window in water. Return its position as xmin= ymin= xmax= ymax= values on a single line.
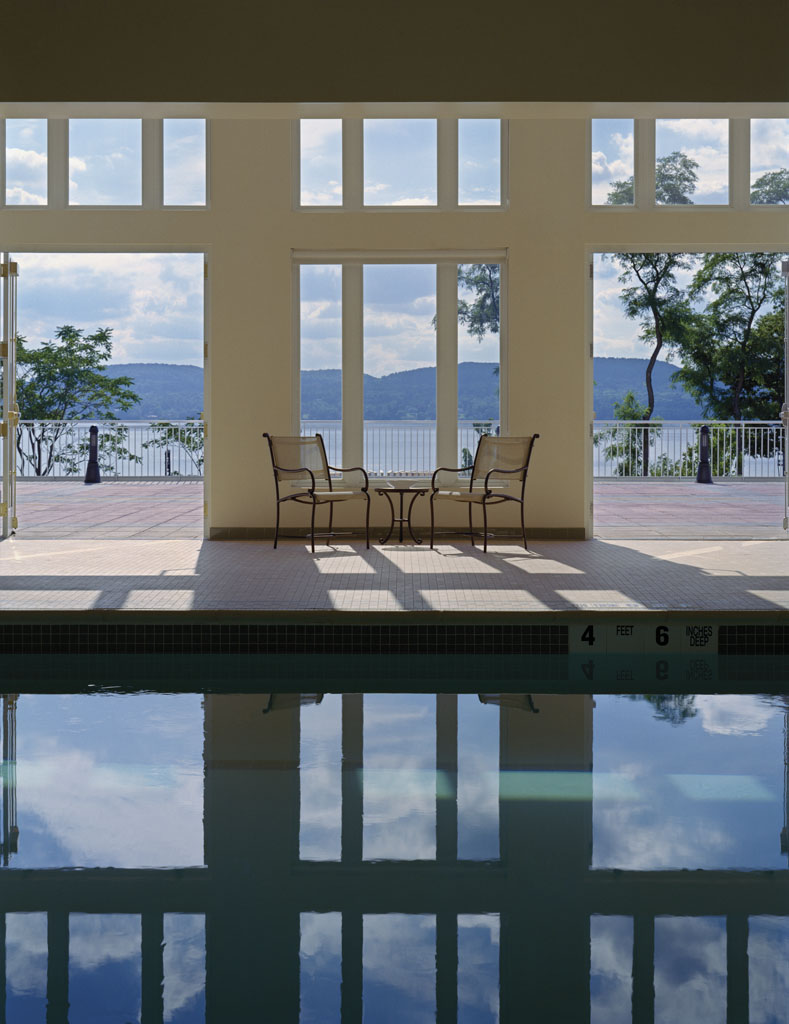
xmin=298 ymin=693 xmax=503 ymax=863
xmin=299 ymin=911 xmax=500 ymax=1024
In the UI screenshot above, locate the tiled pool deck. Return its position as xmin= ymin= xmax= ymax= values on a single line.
xmin=0 ymin=479 xmax=786 ymax=616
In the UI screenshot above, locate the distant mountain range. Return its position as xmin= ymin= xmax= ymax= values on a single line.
xmin=103 ymin=357 xmax=704 ymax=420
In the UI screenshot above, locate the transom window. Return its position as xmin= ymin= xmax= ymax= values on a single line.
xmin=297 ymin=119 xmax=506 ymax=209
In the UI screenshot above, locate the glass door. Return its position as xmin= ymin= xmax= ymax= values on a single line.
xmin=0 ymin=255 xmax=18 ymax=538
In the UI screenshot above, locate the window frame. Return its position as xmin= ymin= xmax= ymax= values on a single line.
xmin=293 ymin=250 xmax=508 ymax=482
xmin=293 ymin=118 xmax=509 ymax=212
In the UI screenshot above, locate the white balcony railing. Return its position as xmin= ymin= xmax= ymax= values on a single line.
xmin=14 ymin=420 xmax=204 ymax=478
xmin=8 ymin=418 xmax=785 ymax=480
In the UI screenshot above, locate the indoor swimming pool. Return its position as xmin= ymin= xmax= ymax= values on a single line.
xmin=0 ymin=670 xmax=787 ymax=1022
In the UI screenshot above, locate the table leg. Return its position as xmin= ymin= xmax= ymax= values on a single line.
xmin=405 ymin=491 xmax=423 ymax=544
xmin=379 ymin=490 xmax=395 ymax=544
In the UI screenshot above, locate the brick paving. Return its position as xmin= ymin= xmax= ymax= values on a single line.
xmin=10 ymin=479 xmax=787 ymax=540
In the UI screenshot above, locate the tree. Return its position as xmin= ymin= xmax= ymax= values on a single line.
xmin=15 ymin=326 xmax=140 ymax=476
xmin=672 ymin=253 xmax=786 ymax=421
xmin=750 ymin=168 xmax=789 ymax=205
xmin=606 ymin=150 xmax=700 ymax=206
xmin=457 ymin=264 xmax=500 ymax=339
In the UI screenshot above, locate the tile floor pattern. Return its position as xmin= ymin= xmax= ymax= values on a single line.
xmin=0 ymin=535 xmax=787 ymax=613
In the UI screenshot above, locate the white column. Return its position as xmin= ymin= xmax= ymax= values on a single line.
xmin=342 ymin=263 xmax=364 ymax=469
xmin=436 ymin=262 xmax=458 ymax=470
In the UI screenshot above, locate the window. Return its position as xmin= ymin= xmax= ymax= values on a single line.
xmin=591 ymin=119 xmax=634 ymax=205
xmin=300 ymin=119 xmax=342 ymax=205
xmin=750 ymin=118 xmax=789 ymax=204
xmin=655 ymin=119 xmax=728 ymax=204
xmin=458 ymin=119 xmax=501 ymax=205
xmin=298 ymin=119 xmax=506 ymax=208
xmin=5 ymin=119 xmax=47 ymax=205
xmin=69 ymin=119 xmax=142 ymax=205
xmin=163 ymin=118 xmax=207 ymax=205
xmin=298 ymin=258 xmax=504 ymax=480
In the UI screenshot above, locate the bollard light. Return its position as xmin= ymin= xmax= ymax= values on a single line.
xmin=696 ymin=424 xmax=713 ymax=484
xmin=84 ymin=425 xmax=101 ymax=484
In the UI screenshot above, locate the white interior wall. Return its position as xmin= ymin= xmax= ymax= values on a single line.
xmin=0 ymin=108 xmax=786 ymax=539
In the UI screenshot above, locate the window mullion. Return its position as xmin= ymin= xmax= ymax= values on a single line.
xmin=437 ymin=119 xmax=458 ymax=210
xmin=141 ymin=119 xmax=163 ymax=209
xmin=343 ymin=119 xmax=363 ymax=211
xmin=634 ymin=119 xmax=655 ymax=209
xmin=47 ymin=119 xmax=68 ymax=209
xmin=436 ymin=263 xmax=459 ymax=471
xmin=729 ymin=119 xmax=750 ymax=209
xmin=342 ymin=263 xmax=364 ymax=470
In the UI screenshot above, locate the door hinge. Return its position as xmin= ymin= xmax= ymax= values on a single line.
xmin=0 ymin=342 xmax=7 ymax=358
xmin=0 ymin=502 xmax=7 ymax=516
xmin=589 ymin=422 xmax=594 ymax=438
xmin=204 ymin=262 xmax=208 ymax=280
xmin=203 ymin=502 xmax=208 ymax=516
xmin=0 ymin=423 xmax=5 ymax=438
xmin=589 ymin=263 xmax=593 ymax=280
xmin=589 ymin=502 xmax=593 ymax=517
xmin=11 ymin=516 xmax=17 ymax=530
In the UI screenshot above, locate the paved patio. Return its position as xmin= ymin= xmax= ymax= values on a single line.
xmin=0 ymin=480 xmax=786 ymax=618
xmin=9 ymin=478 xmax=788 ymax=540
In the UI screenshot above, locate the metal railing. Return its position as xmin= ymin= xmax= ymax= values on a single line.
xmin=301 ymin=420 xmax=500 ymax=477
xmin=593 ymin=420 xmax=785 ymax=479
xmin=15 ymin=420 xmax=204 ymax=479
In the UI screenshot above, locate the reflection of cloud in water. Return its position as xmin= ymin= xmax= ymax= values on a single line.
xmin=654 ymin=917 xmax=726 ymax=1022
xmin=364 ymin=914 xmax=436 ymax=1022
xmin=6 ymin=913 xmax=47 ymax=997
xmin=696 ymin=694 xmax=773 ymax=736
xmin=458 ymin=914 xmax=500 ymax=1019
xmin=163 ymin=914 xmax=206 ymax=1023
xmin=20 ymin=750 xmax=203 ymax=868
xmin=70 ymin=914 xmax=141 ymax=971
xmin=749 ymin=916 xmax=789 ymax=1024
xmin=594 ymin=801 xmax=732 ymax=870
xmin=590 ymin=916 xmax=632 ymax=1024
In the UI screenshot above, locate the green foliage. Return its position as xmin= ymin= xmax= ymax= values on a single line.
xmin=143 ymin=420 xmax=205 ymax=474
xmin=613 ymin=390 xmax=649 ymax=420
xmin=457 ymin=264 xmax=500 ymax=339
xmin=607 ymin=150 xmax=699 ymax=206
xmin=750 ymin=168 xmax=789 ymax=204
xmin=671 ymin=253 xmax=787 ymax=421
xmin=17 ymin=326 xmax=139 ymax=420
xmin=627 ymin=694 xmax=698 ymax=725
xmin=594 ymin=390 xmax=660 ymax=477
xmin=15 ymin=326 xmax=141 ymax=477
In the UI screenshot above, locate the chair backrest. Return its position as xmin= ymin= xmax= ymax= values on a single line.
xmin=265 ymin=434 xmax=330 ymax=486
xmin=471 ymin=435 xmax=537 ymax=487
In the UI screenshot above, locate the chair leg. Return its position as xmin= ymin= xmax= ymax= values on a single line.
xmin=328 ymin=501 xmax=334 ymax=537
xmin=274 ymin=503 xmax=280 ymax=549
xmin=482 ymin=501 xmax=489 ymax=553
xmin=430 ymin=495 xmax=435 ymax=548
xmin=521 ymin=501 xmax=528 ymax=550
xmin=365 ymin=493 xmax=370 ymax=549
xmin=469 ymin=505 xmax=475 ymax=547
xmin=310 ymin=500 xmax=317 ymax=554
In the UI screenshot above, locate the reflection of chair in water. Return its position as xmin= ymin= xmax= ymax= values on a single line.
xmin=479 ymin=693 xmax=540 ymax=713
xmin=261 ymin=693 xmax=324 ymax=714
xmin=263 ymin=433 xmax=370 ymax=552
xmin=429 ymin=434 xmax=539 ymax=552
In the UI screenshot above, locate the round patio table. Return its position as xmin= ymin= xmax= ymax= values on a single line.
xmin=375 ymin=486 xmax=427 ymax=544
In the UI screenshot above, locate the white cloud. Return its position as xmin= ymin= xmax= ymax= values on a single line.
xmin=696 ymin=694 xmax=773 ymax=735
xmin=5 ymin=186 xmax=46 ymax=205
xmin=6 ymin=147 xmax=46 ymax=170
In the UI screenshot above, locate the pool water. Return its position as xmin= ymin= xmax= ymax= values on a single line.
xmin=1 ymin=686 xmax=788 ymax=1022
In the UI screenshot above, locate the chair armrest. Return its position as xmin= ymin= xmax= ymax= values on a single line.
xmin=430 ymin=466 xmax=466 ymax=490
xmin=274 ymin=464 xmax=316 ymax=490
xmin=328 ymin=464 xmax=369 ymax=490
xmin=483 ymin=464 xmax=528 ymax=491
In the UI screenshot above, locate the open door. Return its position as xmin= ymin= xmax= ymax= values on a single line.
xmin=0 ymin=256 xmax=18 ymax=538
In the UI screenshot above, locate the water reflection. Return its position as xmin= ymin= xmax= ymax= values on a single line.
xmin=0 ymin=689 xmax=786 ymax=1021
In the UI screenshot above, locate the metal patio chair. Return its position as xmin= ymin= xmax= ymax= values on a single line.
xmin=429 ymin=434 xmax=539 ymax=552
xmin=263 ymin=433 xmax=370 ymax=551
